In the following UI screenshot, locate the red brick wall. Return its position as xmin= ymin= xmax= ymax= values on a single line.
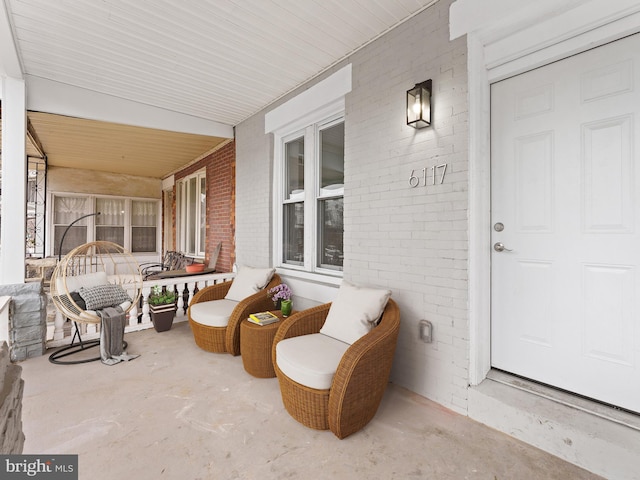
xmin=173 ymin=140 xmax=235 ymax=272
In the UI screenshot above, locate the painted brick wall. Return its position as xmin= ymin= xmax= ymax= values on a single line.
xmin=235 ymin=0 xmax=470 ymax=413
xmin=344 ymin=0 xmax=469 ymax=413
xmin=174 ymin=141 xmax=235 ymax=272
xmin=235 ymin=116 xmax=273 ymax=268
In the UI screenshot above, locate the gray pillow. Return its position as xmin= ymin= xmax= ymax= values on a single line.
xmin=79 ymin=284 xmax=131 ymax=310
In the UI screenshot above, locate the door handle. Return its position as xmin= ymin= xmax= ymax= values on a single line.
xmin=494 ymin=242 xmax=513 ymax=252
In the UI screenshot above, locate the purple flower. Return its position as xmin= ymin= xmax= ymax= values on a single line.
xmin=267 ymin=283 xmax=292 ymax=305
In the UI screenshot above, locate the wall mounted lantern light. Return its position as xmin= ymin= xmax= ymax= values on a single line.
xmin=406 ymin=79 xmax=432 ymax=128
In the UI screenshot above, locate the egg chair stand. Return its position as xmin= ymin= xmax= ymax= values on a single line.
xmin=48 ymin=239 xmax=142 ymax=365
xmin=49 ymin=324 xmax=129 ymax=365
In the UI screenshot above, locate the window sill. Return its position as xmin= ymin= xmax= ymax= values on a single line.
xmin=275 ymin=267 xmax=341 ymax=305
xmin=275 ymin=267 xmax=342 ymax=286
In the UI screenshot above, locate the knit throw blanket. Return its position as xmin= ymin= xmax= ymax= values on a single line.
xmin=98 ymin=306 xmax=139 ymax=365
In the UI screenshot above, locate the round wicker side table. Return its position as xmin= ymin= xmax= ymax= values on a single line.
xmin=240 ymin=311 xmax=286 ymax=378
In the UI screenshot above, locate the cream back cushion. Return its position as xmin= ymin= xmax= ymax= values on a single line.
xmin=319 ymin=281 xmax=392 ymax=345
xmin=57 ymin=271 xmax=108 ymax=294
xmin=224 ymin=266 xmax=275 ymax=302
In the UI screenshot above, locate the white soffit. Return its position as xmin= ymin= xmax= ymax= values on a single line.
xmin=5 ymin=0 xmax=439 ymax=127
xmin=0 ymin=0 xmax=21 ymax=78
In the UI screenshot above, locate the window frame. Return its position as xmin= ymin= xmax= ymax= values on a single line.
xmin=175 ymin=169 xmax=207 ymax=258
xmin=274 ymin=112 xmax=344 ymax=277
xmin=49 ymin=192 xmax=161 ymax=256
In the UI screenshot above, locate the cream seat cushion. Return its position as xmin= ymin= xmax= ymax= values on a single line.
xmin=276 ymin=333 xmax=350 ymax=390
xmin=189 ymin=299 xmax=239 ymax=327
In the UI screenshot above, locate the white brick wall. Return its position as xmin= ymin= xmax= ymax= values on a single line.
xmin=236 ymin=0 xmax=470 ymax=413
xmin=345 ymin=0 xmax=469 ymax=413
xmin=235 ymin=116 xmax=273 ymax=268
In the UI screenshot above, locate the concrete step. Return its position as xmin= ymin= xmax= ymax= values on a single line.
xmin=468 ymin=370 xmax=640 ymax=480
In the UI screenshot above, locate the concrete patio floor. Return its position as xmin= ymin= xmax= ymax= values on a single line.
xmin=19 ymin=322 xmax=604 ymax=480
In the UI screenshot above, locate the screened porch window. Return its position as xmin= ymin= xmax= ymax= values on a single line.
xmin=96 ymin=198 xmax=125 ymax=246
xmin=53 ymin=196 xmax=89 ymax=256
xmin=131 ymin=200 xmax=158 ymax=253
xmin=176 ymin=170 xmax=206 ymax=258
xmin=51 ymin=194 xmax=160 ymax=256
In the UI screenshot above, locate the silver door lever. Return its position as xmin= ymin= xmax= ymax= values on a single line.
xmin=494 ymin=242 xmax=513 ymax=252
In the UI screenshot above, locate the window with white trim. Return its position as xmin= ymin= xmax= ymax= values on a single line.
xmin=279 ymin=117 xmax=344 ymax=273
xmin=51 ymin=194 xmax=160 ymax=256
xmin=266 ymin=64 xmax=351 ymax=277
xmin=176 ymin=170 xmax=206 ymax=258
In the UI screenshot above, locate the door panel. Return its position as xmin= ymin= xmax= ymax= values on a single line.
xmin=491 ymin=34 xmax=640 ymax=413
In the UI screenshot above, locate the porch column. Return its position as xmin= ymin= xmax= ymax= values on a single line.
xmin=0 ymin=76 xmax=27 ymax=285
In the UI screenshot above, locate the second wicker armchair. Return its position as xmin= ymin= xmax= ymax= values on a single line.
xmin=272 ymin=282 xmax=400 ymax=439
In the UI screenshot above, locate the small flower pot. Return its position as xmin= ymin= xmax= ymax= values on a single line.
xmin=150 ymin=303 xmax=176 ymax=332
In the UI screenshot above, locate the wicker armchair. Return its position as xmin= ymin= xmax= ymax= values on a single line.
xmin=272 ymin=298 xmax=400 ymax=439
xmin=188 ymin=273 xmax=281 ymax=355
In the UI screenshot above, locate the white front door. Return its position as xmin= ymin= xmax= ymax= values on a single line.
xmin=491 ymin=34 xmax=640 ymax=413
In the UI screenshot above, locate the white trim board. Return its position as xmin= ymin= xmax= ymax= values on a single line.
xmin=25 ymin=75 xmax=233 ymax=138
xmin=265 ymin=64 xmax=352 ymax=134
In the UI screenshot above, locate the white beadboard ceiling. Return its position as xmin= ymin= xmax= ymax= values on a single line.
xmin=2 ymin=0 xmax=439 ymax=178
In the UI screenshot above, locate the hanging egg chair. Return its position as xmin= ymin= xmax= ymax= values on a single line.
xmin=51 ymin=241 xmax=143 ymax=323
xmin=49 ymin=241 xmax=143 ymax=364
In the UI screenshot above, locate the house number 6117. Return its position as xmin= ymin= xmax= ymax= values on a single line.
xmin=408 ymin=163 xmax=447 ymax=188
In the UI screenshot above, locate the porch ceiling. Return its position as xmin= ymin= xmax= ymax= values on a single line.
xmin=27 ymin=112 xmax=229 ymax=178
xmin=1 ymin=0 xmax=439 ymax=178
xmin=1 ymin=110 xmax=229 ymax=178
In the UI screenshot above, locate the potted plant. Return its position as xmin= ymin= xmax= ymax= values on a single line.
xmin=149 ymin=285 xmax=177 ymax=332
xmin=267 ymin=283 xmax=293 ymax=317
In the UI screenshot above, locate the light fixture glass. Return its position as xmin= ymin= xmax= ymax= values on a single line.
xmin=406 ymin=79 xmax=432 ymax=128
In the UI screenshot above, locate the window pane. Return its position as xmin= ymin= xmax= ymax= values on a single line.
xmin=200 ymin=176 xmax=206 ymax=254
xmin=318 ymin=198 xmax=344 ymax=269
xmin=132 ymin=200 xmax=156 ymax=226
xmin=95 ymin=226 xmax=124 ymax=246
xmin=283 ymin=203 xmax=304 ymax=265
xmin=188 ymin=177 xmax=197 ymax=254
xmin=285 ymin=137 xmax=304 ymax=200
xmin=54 ymin=226 xmax=87 ymax=256
xmin=319 ymin=122 xmax=344 ymax=190
xmin=318 ymin=121 xmax=344 ymax=271
xmin=96 ymin=198 xmax=125 ymax=226
xmin=54 ymin=196 xmax=88 ymax=225
xmin=132 ymin=227 xmax=156 ymax=252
